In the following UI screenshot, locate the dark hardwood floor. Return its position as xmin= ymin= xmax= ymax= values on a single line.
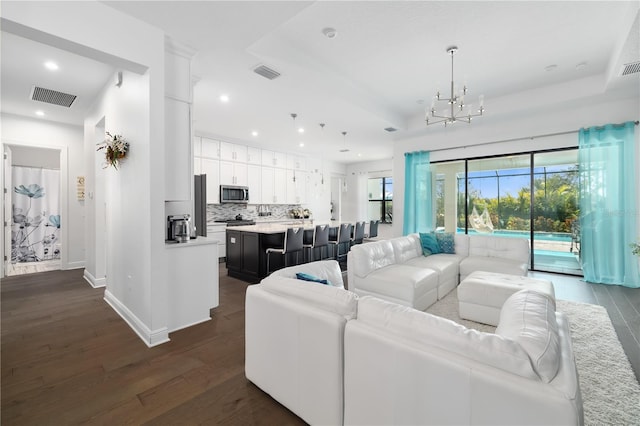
xmin=1 ymin=266 xmax=304 ymax=425
xmin=2 ymin=265 xmax=638 ymax=424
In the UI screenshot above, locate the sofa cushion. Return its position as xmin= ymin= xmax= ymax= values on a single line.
xmin=459 ymin=256 xmax=528 ymax=280
xmin=419 ymin=232 xmax=441 ymax=255
xmin=436 ymin=232 xmax=456 ymax=254
xmin=350 ymin=240 xmax=396 ymax=278
xmin=269 ymin=259 xmax=344 ymax=288
xmin=261 ymin=276 xmax=358 ymax=319
xmin=390 ymin=235 xmax=423 ymax=264
xmin=356 ymin=296 xmax=539 ymax=380
xmin=468 ymin=235 xmax=529 ymax=262
xmin=354 ymin=265 xmax=438 ymax=302
xmin=495 ymin=290 xmax=560 ymax=383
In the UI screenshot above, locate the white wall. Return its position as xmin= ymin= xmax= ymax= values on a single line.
xmin=305 ymin=158 xmax=345 ymax=222
xmin=392 ymin=95 xmax=640 ymax=237
xmin=3 ymin=1 xmax=169 ymax=346
xmin=342 ymin=159 xmax=393 ymax=222
xmin=10 ymin=145 xmax=60 ymax=169
xmin=1 ymin=113 xmax=85 ymax=270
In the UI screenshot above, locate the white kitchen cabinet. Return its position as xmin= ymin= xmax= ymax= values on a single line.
xmin=261 ymin=167 xmax=287 ymax=204
xmin=286 ymin=170 xmax=308 ymax=204
xmin=220 ymin=161 xmax=247 ymax=186
xmin=165 ymin=97 xmax=192 ymax=201
xmin=220 ymin=141 xmax=247 ymax=163
xmin=247 ymin=164 xmax=262 ymax=204
xmin=201 ymin=158 xmax=220 ymax=203
xmin=261 ymin=149 xmax=287 ymax=168
xmin=247 ymin=146 xmax=262 ymax=165
xmin=286 ymin=154 xmax=306 ymax=171
xmin=201 ymin=137 xmax=220 ymax=159
xmin=207 ymin=223 xmax=227 ymax=258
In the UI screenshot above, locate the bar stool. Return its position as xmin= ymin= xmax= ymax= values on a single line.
xmin=266 ymin=227 xmax=304 ymax=274
xmin=303 ymin=224 xmax=330 ymax=262
xmin=351 ymin=221 xmax=365 ymax=246
xmin=328 ymin=223 xmax=352 ymax=263
xmin=365 ymin=220 xmax=380 ymax=241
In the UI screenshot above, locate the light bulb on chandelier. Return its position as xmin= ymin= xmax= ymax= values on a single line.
xmin=426 ymin=46 xmax=484 ymax=127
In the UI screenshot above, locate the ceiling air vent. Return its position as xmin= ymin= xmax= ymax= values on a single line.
xmin=339 ymin=148 xmax=350 ymax=153
xmin=384 ymin=127 xmax=397 ymax=132
xmin=621 ymin=61 xmax=640 ymax=76
xmin=30 ymin=86 xmax=77 ymax=107
xmin=253 ymin=64 xmax=281 ymax=80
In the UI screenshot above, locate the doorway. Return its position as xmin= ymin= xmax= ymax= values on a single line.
xmin=4 ymin=144 xmax=62 ymax=276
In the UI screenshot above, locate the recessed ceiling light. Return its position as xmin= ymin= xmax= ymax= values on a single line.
xmin=298 ymin=127 xmax=304 ymax=134
xmin=322 ymin=27 xmax=337 ymax=39
xmin=357 ymin=153 xmax=362 ymax=157
xmin=44 ymin=61 xmax=58 ymax=71
xmin=35 ymin=110 xmax=45 ymax=116
xmin=545 ymin=64 xmax=558 ymax=72
xmin=299 ymin=143 xmax=304 ymax=147
xmin=219 ymin=94 xmax=229 ymax=103
xmin=251 ymin=131 xmax=258 ymax=137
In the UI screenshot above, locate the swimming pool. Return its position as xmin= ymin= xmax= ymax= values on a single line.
xmin=459 ymin=228 xmax=572 ymax=242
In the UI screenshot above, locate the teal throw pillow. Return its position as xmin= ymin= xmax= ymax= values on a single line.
xmin=296 ymin=272 xmax=331 ymax=286
xmin=436 ymin=232 xmax=456 ymax=254
xmin=419 ymin=232 xmax=441 ymax=256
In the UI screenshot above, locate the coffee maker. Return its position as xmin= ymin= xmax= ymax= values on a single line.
xmin=167 ymin=214 xmax=191 ymax=243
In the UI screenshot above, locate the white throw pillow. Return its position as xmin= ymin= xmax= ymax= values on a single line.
xmin=495 ymin=289 xmax=560 ymax=383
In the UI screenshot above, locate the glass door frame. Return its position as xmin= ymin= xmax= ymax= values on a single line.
xmin=432 ymin=146 xmax=580 ymax=275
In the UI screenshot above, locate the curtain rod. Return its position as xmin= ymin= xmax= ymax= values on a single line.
xmin=428 ymin=120 xmax=639 ymax=154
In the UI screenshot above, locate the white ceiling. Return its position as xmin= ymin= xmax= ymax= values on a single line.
xmin=2 ymin=1 xmax=638 ymax=164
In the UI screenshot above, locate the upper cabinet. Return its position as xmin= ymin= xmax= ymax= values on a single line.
xmin=164 ymin=38 xmax=196 ymax=201
xmin=262 ymin=149 xmax=287 ymax=168
xmin=220 ymin=142 xmax=247 ymax=163
xmin=201 ymin=137 xmax=220 ymax=159
xmin=247 ymin=146 xmax=262 ymax=165
xmin=286 ymin=154 xmax=306 ymax=171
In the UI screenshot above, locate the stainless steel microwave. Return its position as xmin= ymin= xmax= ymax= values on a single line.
xmin=220 ymin=185 xmax=249 ymax=203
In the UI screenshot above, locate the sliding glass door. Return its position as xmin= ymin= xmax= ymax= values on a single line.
xmin=532 ymin=151 xmax=580 ymax=274
xmin=432 ymin=148 xmax=581 ymax=275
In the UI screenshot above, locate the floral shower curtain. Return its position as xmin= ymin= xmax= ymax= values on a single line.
xmin=11 ymin=166 xmax=61 ymax=263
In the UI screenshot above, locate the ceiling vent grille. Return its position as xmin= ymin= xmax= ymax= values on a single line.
xmin=621 ymin=61 xmax=640 ymax=76
xmin=339 ymin=148 xmax=350 ymax=153
xmin=253 ymin=65 xmax=281 ymax=80
xmin=31 ymin=86 xmax=77 ymax=107
xmin=384 ymin=127 xmax=397 ymax=132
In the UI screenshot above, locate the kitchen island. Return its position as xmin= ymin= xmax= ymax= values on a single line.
xmin=225 ymin=222 xmax=338 ymax=282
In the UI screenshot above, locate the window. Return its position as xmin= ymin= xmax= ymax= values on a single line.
xmin=368 ymin=177 xmax=393 ymax=223
xmin=432 ymin=148 xmax=580 ymax=276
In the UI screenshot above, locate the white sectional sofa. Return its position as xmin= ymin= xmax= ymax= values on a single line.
xmin=245 ymin=260 xmax=357 ymax=426
xmin=244 ymin=261 xmax=583 ymax=425
xmin=344 ymin=291 xmax=583 ymax=425
xmin=347 ymin=233 xmax=529 ymax=310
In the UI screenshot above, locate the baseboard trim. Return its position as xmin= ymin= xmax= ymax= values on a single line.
xmin=83 ymin=269 xmax=106 ymax=288
xmin=168 ymin=316 xmax=211 ymax=334
xmin=63 ymin=261 xmax=85 ymax=270
xmin=103 ymin=290 xmax=170 ymax=347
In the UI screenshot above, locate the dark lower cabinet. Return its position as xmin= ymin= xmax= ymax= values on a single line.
xmin=226 ymin=230 xmax=270 ymax=283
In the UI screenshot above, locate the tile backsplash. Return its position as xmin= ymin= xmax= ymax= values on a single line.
xmin=206 ymin=204 xmax=303 ymax=224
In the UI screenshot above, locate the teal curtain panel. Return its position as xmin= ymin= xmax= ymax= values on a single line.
xmin=403 ymin=151 xmax=433 ymax=235
xmin=579 ymin=121 xmax=639 ymax=288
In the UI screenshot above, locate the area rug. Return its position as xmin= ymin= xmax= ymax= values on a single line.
xmin=426 ymin=292 xmax=640 ymax=425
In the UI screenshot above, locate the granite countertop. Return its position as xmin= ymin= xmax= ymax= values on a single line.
xmin=165 ymin=236 xmax=221 ymax=248
xmin=226 ymin=221 xmax=343 ymax=234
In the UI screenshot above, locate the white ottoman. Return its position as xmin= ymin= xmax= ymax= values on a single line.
xmin=457 ymin=271 xmax=555 ymax=326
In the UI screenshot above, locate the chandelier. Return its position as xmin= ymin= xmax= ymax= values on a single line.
xmin=426 ymin=46 xmax=484 ymax=126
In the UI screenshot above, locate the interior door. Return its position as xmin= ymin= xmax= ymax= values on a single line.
xmin=3 ymin=145 xmax=12 ymax=276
